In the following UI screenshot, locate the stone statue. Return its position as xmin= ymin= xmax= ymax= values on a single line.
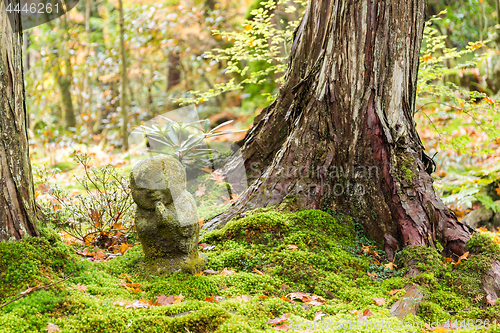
xmin=130 ymin=155 xmax=204 ymax=274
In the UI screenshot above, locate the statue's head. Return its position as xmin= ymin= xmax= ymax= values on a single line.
xmin=130 ymin=155 xmax=186 ymax=210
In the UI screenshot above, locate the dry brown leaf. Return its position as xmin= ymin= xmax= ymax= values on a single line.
xmin=75 ymin=284 xmax=87 ymax=292
xmin=195 ymin=184 xmax=206 ymax=197
xmin=486 ymin=295 xmax=497 ymax=307
xmin=220 ymin=267 xmax=236 ymax=276
xmin=119 ymin=243 xmax=130 ymax=254
xmin=452 ymin=251 xmax=469 ymax=266
xmin=94 ymin=250 xmax=107 ymax=260
xmin=280 ymin=296 xmax=294 ymax=304
xmin=384 ymin=262 xmax=397 ymax=270
xmin=235 ymin=295 xmax=252 ymax=302
xmin=313 ymin=311 xmax=325 ymax=321
xmin=372 ymin=297 xmax=386 ymax=306
xmin=273 ymin=323 xmax=291 ymax=331
xmin=21 ymin=285 xmax=40 ymax=295
xmin=203 ymin=269 xmax=219 ymax=275
xmin=45 ymin=323 xmax=60 ymax=332
xmin=388 ymin=289 xmax=404 ymax=296
xmin=252 ymin=269 xmax=264 ymax=275
xmin=267 ymin=313 xmax=290 ymax=326
xmin=126 ymin=300 xmax=150 ymax=309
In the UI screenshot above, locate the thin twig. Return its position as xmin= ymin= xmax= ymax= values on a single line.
xmin=0 ymin=273 xmax=74 ymax=310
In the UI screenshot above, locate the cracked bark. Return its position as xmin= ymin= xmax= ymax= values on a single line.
xmin=0 ymin=1 xmax=39 ymax=241
xmin=205 ymin=0 xmax=473 ymax=260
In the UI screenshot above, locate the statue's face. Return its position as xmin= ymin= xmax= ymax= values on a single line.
xmin=131 ymin=172 xmax=174 ymax=210
xmin=130 ymin=156 xmax=187 ymax=210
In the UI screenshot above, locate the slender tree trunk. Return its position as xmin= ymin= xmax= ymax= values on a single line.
xmin=0 ymin=2 xmax=40 ymax=241
xmin=206 ymin=0 xmax=473 ymax=260
xmin=58 ymin=75 xmax=76 ymax=128
xmin=119 ymin=0 xmax=128 ymax=150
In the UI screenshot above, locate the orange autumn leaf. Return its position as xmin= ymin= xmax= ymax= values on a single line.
xmin=373 ymin=297 xmax=386 ymax=306
xmin=267 ymin=313 xmax=289 ymax=326
xmin=195 ymin=184 xmax=206 ymax=197
xmin=423 ymin=55 xmax=432 ymax=62
xmin=75 ymin=284 xmax=87 ymax=292
xmin=384 ymin=262 xmax=397 ymax=270
xmin=220 ymin=267 xmax=236 ymax=276
xmin=45 ymin=323 xmax=60 ymax=332
xmin=120 ymin=243 xmax=130 ymax=254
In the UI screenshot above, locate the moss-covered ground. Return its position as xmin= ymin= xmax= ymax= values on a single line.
xmin=1 ymin=209 xmax=499 ymax=332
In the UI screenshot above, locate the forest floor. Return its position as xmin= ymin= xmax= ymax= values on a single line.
xmin=0 ymin=205 xmax=499 ymax=332
xmin=1 ymin=106 xmax=499 ymax=332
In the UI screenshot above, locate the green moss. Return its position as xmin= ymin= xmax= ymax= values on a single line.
xmin=418 ymin=301 xmax=451 ymax=323
xmin=398 ymin=245 xmax=447 ymax=275
xmin=147 ymin=273 xmax=219 ymax=300
xmin=466 ymin=232 xmax=500 ymax=256
xmin=2 ymin=206 xmax=498 ymax=332
xmin=0 ymin=237 xmax=79 ymax=303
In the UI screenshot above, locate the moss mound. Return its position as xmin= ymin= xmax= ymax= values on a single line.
xmin=0 ymin=232 xmax=79 ymax=303
xmin=0 ymin=209 xmax=499 ymax=332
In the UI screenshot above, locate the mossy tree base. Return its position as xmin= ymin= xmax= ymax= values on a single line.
xmin=207 ymin=0 xmax=473 ymax=260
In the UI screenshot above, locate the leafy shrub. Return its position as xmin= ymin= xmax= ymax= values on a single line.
xmin=40 ymin=151 xmax=134 ymax=245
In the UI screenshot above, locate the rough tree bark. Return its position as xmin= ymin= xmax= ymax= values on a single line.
xmin=205 ymin=0 xmax=473 ymax=260
xmin=0 ymin=2 xmax=40 ymax=240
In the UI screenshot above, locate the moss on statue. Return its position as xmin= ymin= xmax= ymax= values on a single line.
xmin=130 ymin=155 xmax=204 ymax=274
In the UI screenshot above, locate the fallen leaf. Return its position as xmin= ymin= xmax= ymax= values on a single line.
xmin=45 ymin=323 xmax=60 ymax=332
xmin=287 ymin=244 xmax=298 ymax=250
xmin=351 ymin=308 xmax=373 ymax=320
xmin=199 ymin=243 xmax=215 ymax=250
xmin=367 ymin=272 xmax=378 ymax=278
xmin=126 ymin=300 xmax=150 ymax=309
xmin=220 ymin=267 xmax=236 ymax=276
xmin=113 ymin=300 xmax=128 ymax=307
xmin=75 ymin=284 xmax=87 ymax=292
xmin=119 ymin=243 xmax=130 ymax=254
xmin=372 ymin=297 xmax=386 ymax=306
xmin=452 ymin=251 xmax=469 ymax=266
xmin=235 ymin=295 xmax=252 ymax=302
xmin=174 ymin=294 xmax=185 ymax=303
xmin=384 ymin=262 xmax=397 ymax=270
xmin=252 ymin=269 xmax=264 ymax=275
xmin=21 ymin=285 xmax=40 ymax=295
xmin=208 ymin=171 xmax=225 ymax=184
xmin=313 ymin=311 xmax=325 ymax=321
xmin=155 ymin=295 xmax=174 ymax=306
xmin=273 ymin=323 xmax=291 ymax=331
xmin=280 ymin=296 xmax=294 ymax=304
xmin=388 ymin=289 xmax=404 ymax=296
xmin=359 ymin=308 xmax=373 ymax=320
xmin=361 ymin=244 xmax=372 ymax=255
xmin=94 ymin=250 xmax=107 ymax=260
xmin=195 ymin=184 xmax=206 ymax=197
xmin=203 ymin=269 xmax=219 ymax=275
xmin=288 ymin=292 xmax=309 ymax=301
xmin=267 ymin=313 xmax=290 ymax=326
xmin=486 ymin=295 xmax=497 ymax=307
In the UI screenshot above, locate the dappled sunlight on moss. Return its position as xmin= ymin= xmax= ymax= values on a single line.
xmin=1 ymin=208 xmax=499 ymax=332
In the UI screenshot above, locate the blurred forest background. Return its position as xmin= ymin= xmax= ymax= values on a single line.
xmin=27 ymin=0 xmax=500 ymax=240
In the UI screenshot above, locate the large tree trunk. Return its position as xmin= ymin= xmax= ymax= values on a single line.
xmin=0 ymin=2 xmax=40 ymax=241
xmin=206 ymin=0 xmax=473 ymax=260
